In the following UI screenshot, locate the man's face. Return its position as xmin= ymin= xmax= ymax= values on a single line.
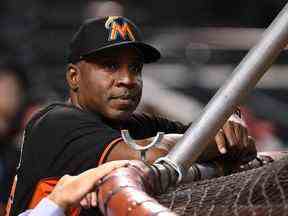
xmin=71 ymin=47 xmax=143 ymax=121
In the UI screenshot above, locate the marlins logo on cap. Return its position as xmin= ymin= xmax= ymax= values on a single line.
xmin=105 ymin=16 xmax=136 ymax=42
xmin=68 ymin=16 xmax=161 ymax=63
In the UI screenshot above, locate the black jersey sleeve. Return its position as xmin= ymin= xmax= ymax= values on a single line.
xmin=23 ymin=103 xmax=121 ymax=177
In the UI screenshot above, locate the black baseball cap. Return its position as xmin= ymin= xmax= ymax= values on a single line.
xmin=68 ymin=16 xmax=161 ymax=64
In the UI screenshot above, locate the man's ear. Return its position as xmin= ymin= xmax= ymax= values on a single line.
xmin=66 ymin=64 xmax=80 ymax=92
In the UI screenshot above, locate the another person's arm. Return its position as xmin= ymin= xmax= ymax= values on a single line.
xmin=17 ymin=160 xmax=130 ymax=216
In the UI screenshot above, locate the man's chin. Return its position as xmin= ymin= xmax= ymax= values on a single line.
xmin=107 ymin=109 xmax=134 ymax=121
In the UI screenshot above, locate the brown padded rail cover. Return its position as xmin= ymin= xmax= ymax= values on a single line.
xmin=97 ymin=161 xmax=176 ymax=216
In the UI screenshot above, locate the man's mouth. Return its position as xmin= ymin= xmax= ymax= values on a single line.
xmin=110 ymin=93 xmax=137 ymax=101
xmin=110 ymin=94 xmax=136 ymax=107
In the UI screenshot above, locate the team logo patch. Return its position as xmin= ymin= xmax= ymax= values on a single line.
xmin=105 ymin=16 xmax=135 ymax=42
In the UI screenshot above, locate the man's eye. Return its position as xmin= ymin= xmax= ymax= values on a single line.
xmin=129 ymin=62 xmax=143 ymax=73
xmin=104 ymin=62 xmax=119 ymax=71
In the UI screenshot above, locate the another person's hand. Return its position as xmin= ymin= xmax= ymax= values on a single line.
xmin=47 ymin=160 xmax=130 ymax=210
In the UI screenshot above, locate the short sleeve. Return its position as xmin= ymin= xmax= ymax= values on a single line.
xmin=24 ymin=104 xmax=122 ymax=176
xmin=18 ymin=198 xmax=65 ymax=216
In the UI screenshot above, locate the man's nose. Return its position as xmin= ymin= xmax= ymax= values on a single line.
xmin=116 ymin=66 xmax=138 ymax=88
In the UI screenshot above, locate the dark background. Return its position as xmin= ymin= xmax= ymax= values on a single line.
xmin=0 ymin=0 xmax=288 ymax=145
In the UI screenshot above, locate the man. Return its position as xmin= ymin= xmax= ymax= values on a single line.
xmin=8 ymin=16 xmax=255 ymax=216
xmin=18 ymin=160 xmax=130 ymax=216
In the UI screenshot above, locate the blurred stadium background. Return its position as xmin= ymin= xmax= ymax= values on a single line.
xmin=1 ymin=0 xmax=288 ymax=213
